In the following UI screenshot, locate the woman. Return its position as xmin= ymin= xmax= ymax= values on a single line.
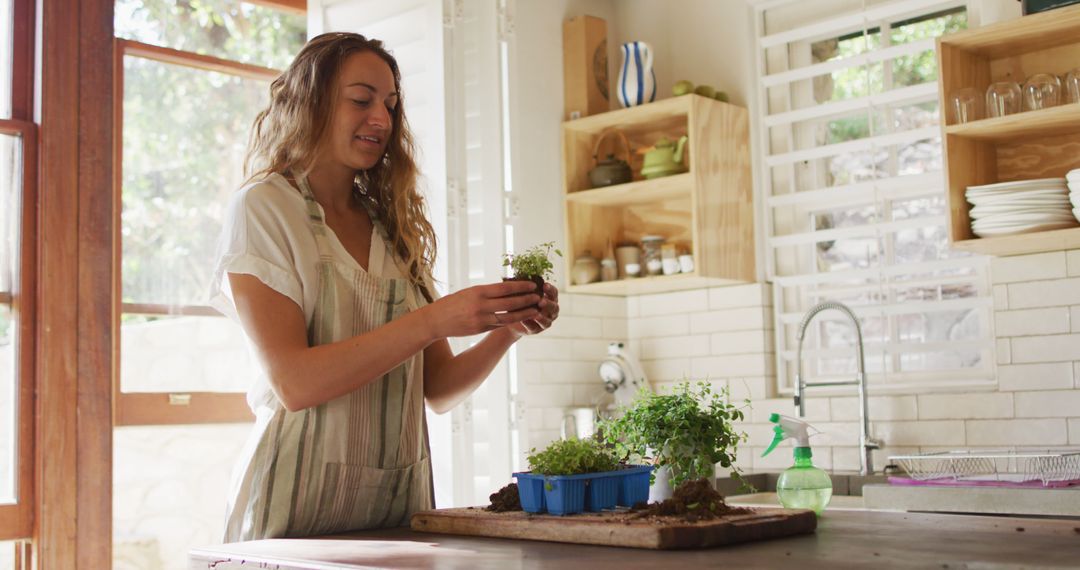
xmin=210 ymin=32 xmax=559 ymax=542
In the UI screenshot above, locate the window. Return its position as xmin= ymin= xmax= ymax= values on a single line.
xmin=753 ymin=0 xmax=994 ymax=393
xmin=0 ymin=0 xmax=36 ymax=542
xmin=114 ymin=0 xmax=305 ymax=425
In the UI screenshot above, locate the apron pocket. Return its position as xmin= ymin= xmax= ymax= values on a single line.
xmin=309 ymin=458 xmax=430 ymax=536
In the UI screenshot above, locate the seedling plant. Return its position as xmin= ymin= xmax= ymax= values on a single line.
xmin=600 ymin=381 xmax=750 ymax=489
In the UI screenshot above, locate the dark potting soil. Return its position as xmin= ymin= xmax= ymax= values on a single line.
xmin=486 ymin=482 xmax=522 ymax=512
xmin=502 ymin=275 xmax=544 ymax=310
xmin=626 ymin=478 xmax=751 ymax=523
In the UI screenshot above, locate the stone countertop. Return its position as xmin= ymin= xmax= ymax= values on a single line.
xmin=189 ymin=509 xmax=1080 ymax=569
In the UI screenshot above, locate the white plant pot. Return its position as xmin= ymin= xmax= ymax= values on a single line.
xmin=648 ymin=465 xmax=674 ymax=502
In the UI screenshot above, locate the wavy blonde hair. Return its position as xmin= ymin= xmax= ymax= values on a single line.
xmin=245 ymin=32 xmax=436 ymax=302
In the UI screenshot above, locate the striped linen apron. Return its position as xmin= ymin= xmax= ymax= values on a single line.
xmin=223 ymin=175 xmax=434 ymax=542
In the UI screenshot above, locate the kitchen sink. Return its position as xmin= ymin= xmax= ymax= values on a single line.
xmin=715 ymin=472 xmax=1080 ymax=517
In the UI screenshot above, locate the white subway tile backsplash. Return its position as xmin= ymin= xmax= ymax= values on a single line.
xmin=541 ymin=408 xmax=565 ymax=431
xmin=1076 ymin=362 xmax=1080 ymax=388
xmin=641 ymin=358 xmax=692 ymax=382
xmin=627 ymin=314 xmax=690 ymax=338
xmin=546 ymin=315 xmax=604 ymax=339
xmin=917 ymin=393 xmax=1013 ymax=420
xmin=1070 ymin=419 xmax=1080 ymax=444
xmin=994 ymin=307 xmax=1071 ymax=337
xmin=1014 ymin=390 xmax=1080 ymax=418
xmin=710 ymin=330 xmax=770 ymax=355
xmin=1072 ymin=306 xmax=1080 ymax=333
xmin=808 ymin=422 xmax=860 ymax=447
xmin=990 ymin=252 xmax=1066 ymax=283
xmin=516 ymin=337 xmax=574 ymax=361
xmin=966 ymin=418 xmax=1067 ymax=446
xmin=750 ymin=397 xmax=830 ymax=423
xmin=690 ymin=307 xmax=771 ymax=334
xmin=1067 ymin=250 xmax=1080 ymax=277
xmin=996 ymin=339 xmax=1011 ymax=364
xmin=540 ymin=361 xmax=600 ymax=383
xmin=708 ymin=284 xmax=766 ymax=310
xmin=1007 ymin=278 xmax=1080 ymax=309
xmin=626 ymin=296 xmax=640 ymax=318
xmin=877 ymin=421 xmax=966 ymax=446
xmin=640 ymin=335 xmax=711 ymax=359
xmin=997 ymin=363 xmax=1074 ymax=391
xmin=691 ymin=354 xmax=773 ymax=378
xmin=572 ymin=383 xmax=609 ymax=407
xmin=830 ymin=396 xmax=919 ymax=422
xmin=727 ymin=377 xmax=769 ymax=402
xmin=831 ymin=446 xmax=861 ymax=472
xmin=1010 ymin=334 xmax=1080 ymax=363
xmin=570 ymin=338 xmax=617 ymax=361
xmin=636 ymin=289 xmax=709 ymax=317
xmin=522 ymin=384 xmax=575 ymax=408
xmin=565 ymin=294 xmax=627 ymax=318
xmin=602 ymin=318 xmax=628 ymax=339
xmin=993 ymin=284 xmax=1008 ymax=311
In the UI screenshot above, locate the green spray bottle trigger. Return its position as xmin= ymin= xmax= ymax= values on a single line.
xmin=761 ymin=413 xmax=819 ymax=457
xmin=762 ymin=413 xmax=832 ymax=515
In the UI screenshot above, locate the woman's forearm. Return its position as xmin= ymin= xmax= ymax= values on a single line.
xmin=423 ymin=327 xmax=520 ymax=413
xmin=265 ymin=308 xmax=437 ymax=411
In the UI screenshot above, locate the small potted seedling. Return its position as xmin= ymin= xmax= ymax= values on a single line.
xmin=513 ymin=437 xmax=652 ymax=516
xmin=502 ymin=241 xmax=562 ymax=306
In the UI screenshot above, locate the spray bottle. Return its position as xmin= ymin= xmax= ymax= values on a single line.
xmin=761 ymin=413 xmax=832 ymax=515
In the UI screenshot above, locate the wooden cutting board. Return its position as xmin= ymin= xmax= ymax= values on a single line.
xmin=410 ymin=507 xmax=816 ymax=550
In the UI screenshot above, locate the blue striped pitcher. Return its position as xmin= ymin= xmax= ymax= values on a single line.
xmin=617 ymin=41 xmax=656 ymax=108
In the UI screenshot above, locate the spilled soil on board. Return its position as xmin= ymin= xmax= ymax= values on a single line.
xmin=486 ymin=482 xmax=522 ymax=512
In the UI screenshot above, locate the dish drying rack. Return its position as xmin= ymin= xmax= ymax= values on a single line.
xmin=888 ymin=450 xmax=1080 ymax=486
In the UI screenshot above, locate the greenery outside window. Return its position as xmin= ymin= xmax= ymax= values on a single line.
xmin=114 ymin=0 xmax=304 ymax=425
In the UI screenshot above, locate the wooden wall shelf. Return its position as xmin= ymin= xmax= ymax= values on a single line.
xmin=938 ymin=5 xmax=1080 ymax=257
xmin=561 ymin=94 xmax=754 ymax=295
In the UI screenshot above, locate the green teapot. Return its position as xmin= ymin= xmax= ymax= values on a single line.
xmin=641 ymin=135 xmax=688 ymax=179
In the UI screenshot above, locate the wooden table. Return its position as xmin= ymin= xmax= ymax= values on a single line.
xmin=189 ymin=509 xmax=1080 ymax=569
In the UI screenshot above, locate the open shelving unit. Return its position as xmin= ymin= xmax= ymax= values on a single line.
xmin=561 ymin=94 xmax=754 ymax=295
xmin=938 ymin=4 xmax=1080 ymax=256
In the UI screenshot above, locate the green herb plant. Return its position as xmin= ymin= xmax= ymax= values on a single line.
xmin=527 ymin=437 xmax=619 ymax=490
xmin=600 ymin=381 xmax=750 ymax=490
xmin=503 ymin=241 xmax=562 ymax=281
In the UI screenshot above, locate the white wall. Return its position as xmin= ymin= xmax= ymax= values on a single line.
xmin=507 ymin=0 xmax=616 ymax=282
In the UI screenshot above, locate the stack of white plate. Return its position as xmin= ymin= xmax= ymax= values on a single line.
xmin=1069 ymin=169 xmax=1080 ymax=221
xmin=965 ymin=178 xmax=1078 ymax=238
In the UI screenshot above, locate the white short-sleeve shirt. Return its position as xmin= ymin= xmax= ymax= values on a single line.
xmin=208 ymin=173 xmax=426 ymax=410
xmin=209 ymin=173 xmax=408 ymax=325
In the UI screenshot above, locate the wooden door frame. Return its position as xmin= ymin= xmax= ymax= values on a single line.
xmin=35 ymin=0 xmax=114 ymax=567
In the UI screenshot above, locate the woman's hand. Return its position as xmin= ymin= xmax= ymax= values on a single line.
xmin=507 ymin=282 xmax=560 ymax=337
xmin=420 ymin=281 xmax=541 ymax=340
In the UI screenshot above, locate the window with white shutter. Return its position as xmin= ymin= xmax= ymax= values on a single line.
xmin=752 ymin=0 xmax=995 ymax=394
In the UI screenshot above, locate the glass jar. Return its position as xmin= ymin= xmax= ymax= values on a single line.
xmin=641 ymin=235 xmax=665 ymax=276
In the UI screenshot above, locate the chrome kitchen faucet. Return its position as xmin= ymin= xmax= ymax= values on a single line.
xmin=794 ymin=301 xmax=883 ymax=476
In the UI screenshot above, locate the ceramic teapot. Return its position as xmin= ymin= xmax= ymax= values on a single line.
xmin=641 ymin=135 xmax=688 ymax=179
xmin=588 ymin=154 xmax=632 ymax=188
xmin=588 ymin=129 xmax=633 ymax=188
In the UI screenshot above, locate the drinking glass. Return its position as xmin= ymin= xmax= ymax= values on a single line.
xmin=985 ymin=81 xmax=1021 ymax=118
xmin=1022 ymin=73 xmax=1062 ymax=111
xmin=949 ymin=87 xmax=982 ymax=124
xmin=1065 ymin=68 xmax=1080 ymax=104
